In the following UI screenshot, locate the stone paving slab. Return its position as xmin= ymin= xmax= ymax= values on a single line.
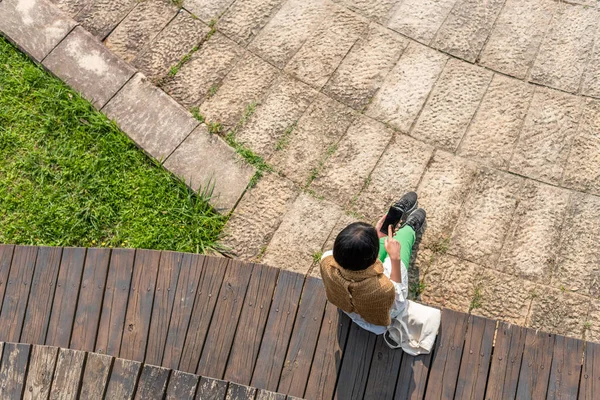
xmin=217 ymin=0 xmax=286 ymax=46
xmin=49 ymin=0 xmax=89 ymax=17
xmin=509 ymin=87 xmax=583 ymax=185
xmin=103 ymin=72 xmax=199 ymax=160
xmin=310 ymin=115 xmax=393 ymax=205
xmin=104 ymin=0 xmax=178 ymax=63
xmin=582 ymin=30 xmax=600 ymax=98
xmin=411 ymin=59 xmax=493 ymax=151
xmin=529 ymin=4 xmax=599 ymax=93
xmin=262 ymin=193 xmax=342 ymax=275
xmin=75 ymin=0 xmax=138 ymax=40
xmin=333 ymin=0 xmax=399 ymax=23
xmin=324 ymin=23 xmax=408 ymax=110
xmin=43 ymin=26 xmax=135 ymax=109
xmin=386 ymin=0 xmax=456 ymax=44
xmin=222 ymin=173 xmax=299 ymax=260
xmin=0 ymin=0 xmax=77 ymax=62
xmin=457 ymin=74 xmax=534 ymax=169
xmin=163 ymin=124 xmax=255 ymax=213
xmin=284 ymin=5 xmax=367 ymax=89
xmin=269 ymin=93 xmax=356 ymax=187
xmin=132 ymin=10 xmax=210 ymax=81
xmin=183 ymin=0 xmax=235 ymax=24
xmin=365 ymin=41 xmax=447 ymax=133
xmin=479 ymin=0 xmax=555 ymax=80
xmin=431 ymin=0 xmax=505 ymax=62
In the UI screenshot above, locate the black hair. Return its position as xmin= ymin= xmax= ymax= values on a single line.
xmin=333 ymin=222 xmax=379 ymax=271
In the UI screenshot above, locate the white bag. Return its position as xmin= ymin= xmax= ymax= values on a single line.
xmin=383 ymin=300 xmax=441 ymax=355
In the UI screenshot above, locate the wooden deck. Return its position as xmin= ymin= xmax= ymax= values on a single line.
xmin=0 ymin=245 xmax=597 ymax=399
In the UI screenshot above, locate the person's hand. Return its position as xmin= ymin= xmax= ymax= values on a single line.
xmin=384 ymin=224 xmax=401 ymax=261
xmin=376 ymin=214 xmax=387 ymax=238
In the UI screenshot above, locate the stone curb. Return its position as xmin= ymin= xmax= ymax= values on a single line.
xmin=0 ymin=0 xmax=256 ymax=214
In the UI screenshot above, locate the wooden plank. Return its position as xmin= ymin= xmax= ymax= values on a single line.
xmin=49 ymin=348 xmax=85 ymax=400
xmin=226 ymin=382 xmax=256 ymax=400
xmin=165 ymin=370 xmax=199 ymax=400
xmin=364 ymin=335 xmax=404 ymax=399
xmin=178 ymin=257 xmax=229 ymax=373
xmin=104 ymin=358 xmax=142 ymax=400
xmin=144 ymin=251 xmax=183 ymax=366
xmin=134 ymin=364 xmax=170 ymax=399
xmin=256 ymin=389 xmax=286 ymax=400
xmin=333 ymin=322 xmax=378 ymax=399
xmin=277 ymin=276 xmax=328 ymax=397
xmin=119 ymin=249 xmax=161 ymax=362
xmin=547 ymin=335 xmax=583 ymax=399
xmin=161 ymin=254 xmax=206 ymax=370
xmin=251 ymin=270 xmax=305 ymax=391
xmin=70 ymin=248 xmax=110 ymax=352
xmin=0 ymin=245 xmax=15 ymax=312
xmin=454 ymin=315 xmax=496 ymax=399
xmin=224 ymin=264 xmax=279 ymax=385
xmin=95 ymin=248 xmax=135 ymax=357
xmin=423 ymin=308 xmax=468 ymax=400
xmin=395 ymin=351 xmax=433 ymax=400
xmin=304 ymin=303 xmax=351 ymax=400
xmin=579 ymin=341 xmax=600 ymax=400
xmin=485 ymin=322 xmax=528 ymax=400
xmin=195 ymin=376 xmax=228 ymax=400
xmin=515 ymin=329 xmax=555 ymax=399
xmin=23 ymin=345 xmax=59 ymax=400
xmin=0 ymin=246 xmax=38 ymax=342
xmin=21 ymin=247 xmax=63 ymax=344
xmin=45 ymin=247 xmax=86 ymax=348
xmin=0 ymin=343 xmax=31 ymax=398
xmin=79 ymin=352 xmax=113 ymax=399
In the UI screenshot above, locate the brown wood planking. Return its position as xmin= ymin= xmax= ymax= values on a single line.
xmin=251 ymin=270 xmax=305 ymax=392
xmin=120 ymin=249 xmax=161 ymax=362
xmin=579 ymin=341 xmax=600 ymax=400
xmin=484 ymin=322 xmax=527 ymax=400
xmin=70 ymin=248 xmax=110 ymax=352
xmin=134 ymin=364 xmax=170 ymax=399
xmin=21 ymin=247 xmax=63 ymax=344
xmin=178 ymin=257 xmax=229 ymax=373
xmin=49 ymin=348 xmax=85 ymax=400
xmin=224 ymin=264 xmax=279 ymax=385
xmin=0 ymin=246 xmax=38 ymax=342
xmin=364 ymin=335 xmax=404 ymax=399
xmin=515 ymin=329 xmax=555 ymax=399
xmin=161 ymin=254 xmax=206 ymax=370
xmin=547 ymin=335 xmax=583 ymax=399
xmin=454 ymin=315 xmax=496 ymax=399
xmin=256 ymin=389 xmax=286 ymax=400
xmin=333 ymin=322 xmax=378 ymax=400
xmin=197 ymin=260 xmax=254 ymax=378
xmin=196 ymin=376 xmax=228 ymax=400
xmin=80 ymin=352 xmax=113 ymax=398
xmin=395 ymin=352 xmax=433 ymax=400
xmin=0 ymin=245 xmax=15 ymax=312
xmin=145 ymin=251 xmax=184 ymax=366
xmin=46 ymin=247 xmax=86 ymax=348
xmin=304 ymin=303 xmax=351 ymax=400
xmin=277 ymin=276 xmax=328 ymax=397
xmin=165 ymin=370 xmax=199 ymax=399
xmin=104 ymin=358 xmax=142 ymax=400
xmin=0 ymin=342 xmax=31 ymax=398
xmin=23 ymin=345 xmax=59 ymax=400
xmin=423 ymin=309 xmax=468 ymax=399
xmin=95 ymin=248 xmax=135 ymax=357
xmin=226 ymin=382 xmax=256 ymax=399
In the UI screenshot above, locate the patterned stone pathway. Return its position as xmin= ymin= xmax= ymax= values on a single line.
xmin=2 ymin=0 xmax=600 ymax=341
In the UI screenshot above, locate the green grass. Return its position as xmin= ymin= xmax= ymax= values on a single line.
xmin=0 ymin=37 xmax=226 ymax=253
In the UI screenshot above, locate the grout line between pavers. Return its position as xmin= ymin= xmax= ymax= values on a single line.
xmin=558 ymin=95 xmax=588 ymax=186
xmin=40 ymin=21 xmax=79 ymax=64
xmin=505 ymin=84 xmax=538 ymax=172
xmin=524 ymin=2 xmax=559 ymax=83
xmin=473 ymin=0 xmax=508 ymax=64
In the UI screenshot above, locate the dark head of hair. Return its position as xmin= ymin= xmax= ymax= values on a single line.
xmin=333 ymin=222 xmax=379 ymax=271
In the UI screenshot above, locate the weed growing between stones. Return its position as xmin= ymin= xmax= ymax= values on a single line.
xmin=190 ymin=107 xmax=205 ymax=122
xmin=469 ymin=285 xmax=483 ymax=313
xmin=312 ymin=251 xmax=324 ymax=264
xmin=305 ymin=144 xmax=338 ymax=187
xmin=275 ymin=121 xmax=297 ymax=151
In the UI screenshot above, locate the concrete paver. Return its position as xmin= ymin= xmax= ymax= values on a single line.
xmin=217 ymin=0 xmax=285 ymax=46
xmin=76 ymin=0 xmax=137 ymax=39
xmin=183 ymin=0 xmax=235 ymax=24
xmin=582 ymin=30 xmax=600 ymax=98
xmin=43 ymin=26 xmax=136 ymax=109
xmin=324 ymin=23 xmax=408 ymax=110
xmin=386 ymin=0 xmax=456 ymax=44
xmin=333 ymin=0 xmax=399 ymax=23
xmin=49 ymin=0 xmax=89 ymax=17
xmin=366 ymin=42 xmax=447 ymax=133
xmin=0 ymin=0 xmax=77 ymax=61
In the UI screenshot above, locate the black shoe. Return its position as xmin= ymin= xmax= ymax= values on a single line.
xmin=404 ymin=208 xmax=426 ymax=232
xmin=394 ymin=191 xmax=418 ymax=216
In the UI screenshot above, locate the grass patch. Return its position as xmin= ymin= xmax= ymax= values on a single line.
xmin=0 ymin=37 xmax=226 ymax=253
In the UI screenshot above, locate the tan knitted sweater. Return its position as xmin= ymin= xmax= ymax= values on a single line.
xmin=320 ymin=254 xmax=396 ymax=326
